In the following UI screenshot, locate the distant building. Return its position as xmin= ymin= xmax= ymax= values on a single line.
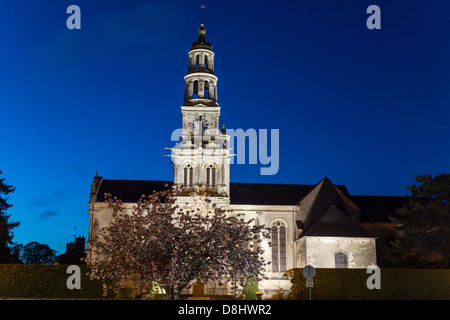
xmin=56 ymin=235 xmax=86 ymax=264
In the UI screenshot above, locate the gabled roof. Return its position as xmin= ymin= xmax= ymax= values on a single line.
xmin=301 ymin=205 xmax=373 ymax=237
xmin=298 ymin=177 xmax=361 ymax=237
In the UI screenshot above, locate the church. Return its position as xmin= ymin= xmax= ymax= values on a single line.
xmin=86 ymin=23 xmax=404 ymax=298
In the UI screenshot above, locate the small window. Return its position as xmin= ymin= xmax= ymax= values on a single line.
xmin=335 ymin=252 xmax=348 ymax=269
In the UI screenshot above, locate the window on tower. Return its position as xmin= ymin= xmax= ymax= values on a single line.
xmin=184 ymin=164 xmax=193 ymax=186
xmin=206 ymin=164 xmax=216 ymax=187
xmin=204 ymin=81 xmax=210 ymax=99
xmin=193 ymin=80 xmax=199 ymax=99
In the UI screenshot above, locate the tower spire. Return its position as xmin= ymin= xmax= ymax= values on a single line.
xmin=198 ymin=23 xmax=206 ymax=44
xmin=185 ymin=22 xmax=217 ymax=106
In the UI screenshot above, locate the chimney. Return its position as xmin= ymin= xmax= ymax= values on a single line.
xmin=75 ymin=236 xmax=86 ymax=250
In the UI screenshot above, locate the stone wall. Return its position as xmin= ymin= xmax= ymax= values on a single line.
xmin=299 ymin=236 xmax=377 ymax=269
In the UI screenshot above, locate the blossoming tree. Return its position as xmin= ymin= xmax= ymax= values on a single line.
xmin=86 ymin=186 xmax=270 ymax=299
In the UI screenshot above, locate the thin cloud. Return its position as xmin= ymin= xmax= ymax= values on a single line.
xmin=38 ymin=210 xmax=59 ymax=219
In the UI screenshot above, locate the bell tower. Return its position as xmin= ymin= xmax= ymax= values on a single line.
xmin=169 ymin=23 xmax=231 ymax=198
xmin=184 ymin=23 xmax=217 ymax=105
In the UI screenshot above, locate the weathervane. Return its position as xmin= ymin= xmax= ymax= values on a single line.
xmin=201 ymin=4 xmax=206 ymax=24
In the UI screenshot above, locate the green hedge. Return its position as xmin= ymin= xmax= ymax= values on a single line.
xmin=5 ymin=265 xmax=446 ymax=300
xmin=0 ymin=264 xmax=258 ymax=300
xmin=0 ymin=264 xmax=106 ymax=299
xmin=286 ymin=268 xmax=450 ymax=300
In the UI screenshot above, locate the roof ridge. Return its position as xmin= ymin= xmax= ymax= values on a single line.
xmin=301 ymin=205 xmax=373 ymax=238
xmin=300 ymin=179 xmax=326 ymax=229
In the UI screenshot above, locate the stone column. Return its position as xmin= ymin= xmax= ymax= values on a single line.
xmin=189 ymin=55 xmax=195 ymax=70
xmin=188 ymin=81 xmax=194 ymax=99
xmin=209 ymin=84 xmax=215 ymax=101
xmin=209 ymin=54 xmax=214 ymax=71
xmin=198 ymin=80 xmax=204 ymax=98
xmin=199 ymin=54 xmax=205 ymax=69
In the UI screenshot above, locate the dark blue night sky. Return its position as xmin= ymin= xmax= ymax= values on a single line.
xmin=1 ymin=0 xmax=449 ymax=254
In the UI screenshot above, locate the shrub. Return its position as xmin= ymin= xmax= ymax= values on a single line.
xmin=285 ymin=268 xmax=450 ymax=300
xmin=0 ymin=264 xmax=106 ymax=299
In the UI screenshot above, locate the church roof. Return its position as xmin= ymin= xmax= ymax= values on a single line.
xmin=301 ymin=205 xmax=373 ymax=237
xmin=94 ymin=179 xmax=405 ymax=223
xmin=298 ymin=177 xmax=360 ymax=229
xmin=229 ymin=181 xmax=349 ymax=205
xmin=95 ymin=179 xmax=173 ymax=203
xmin=297 ymin=177 xmax=374 ymax=238
xmin=94 ymin=179 xmax=349 ymax=206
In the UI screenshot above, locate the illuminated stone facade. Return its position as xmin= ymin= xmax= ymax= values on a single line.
xmin=87 ymin=24 xmax=382 ymax=298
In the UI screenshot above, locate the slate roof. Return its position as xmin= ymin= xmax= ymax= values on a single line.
xmin=96 ymin=179 xmax=173 ymax=203
xmin=95 ymin=179 xmax=349 ymax=206
xmin=301 ymin=205 xmax=373 ymax=237
xmin=297 ymin=177 xmax=373 ymax=238
xmin=229 ymin=182 xmax=349 ymax=205
xmin=94 ymin=178 xmax=404 ymax=224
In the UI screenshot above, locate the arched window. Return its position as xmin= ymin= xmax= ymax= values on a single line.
xmin=335 ymin=252 xmax=348 ymax=269
xmin=193 ymin=80 xmax=199 ymax=99
xmin=204 ymin=55 xmax=208 ymax=69
xmin=184 ymin=164 xmax=193 ymax=186
xmin=271 ymin=220 xmax=287 ymax=272
xmin=206 ymin=164 xmax=216 ymax=187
